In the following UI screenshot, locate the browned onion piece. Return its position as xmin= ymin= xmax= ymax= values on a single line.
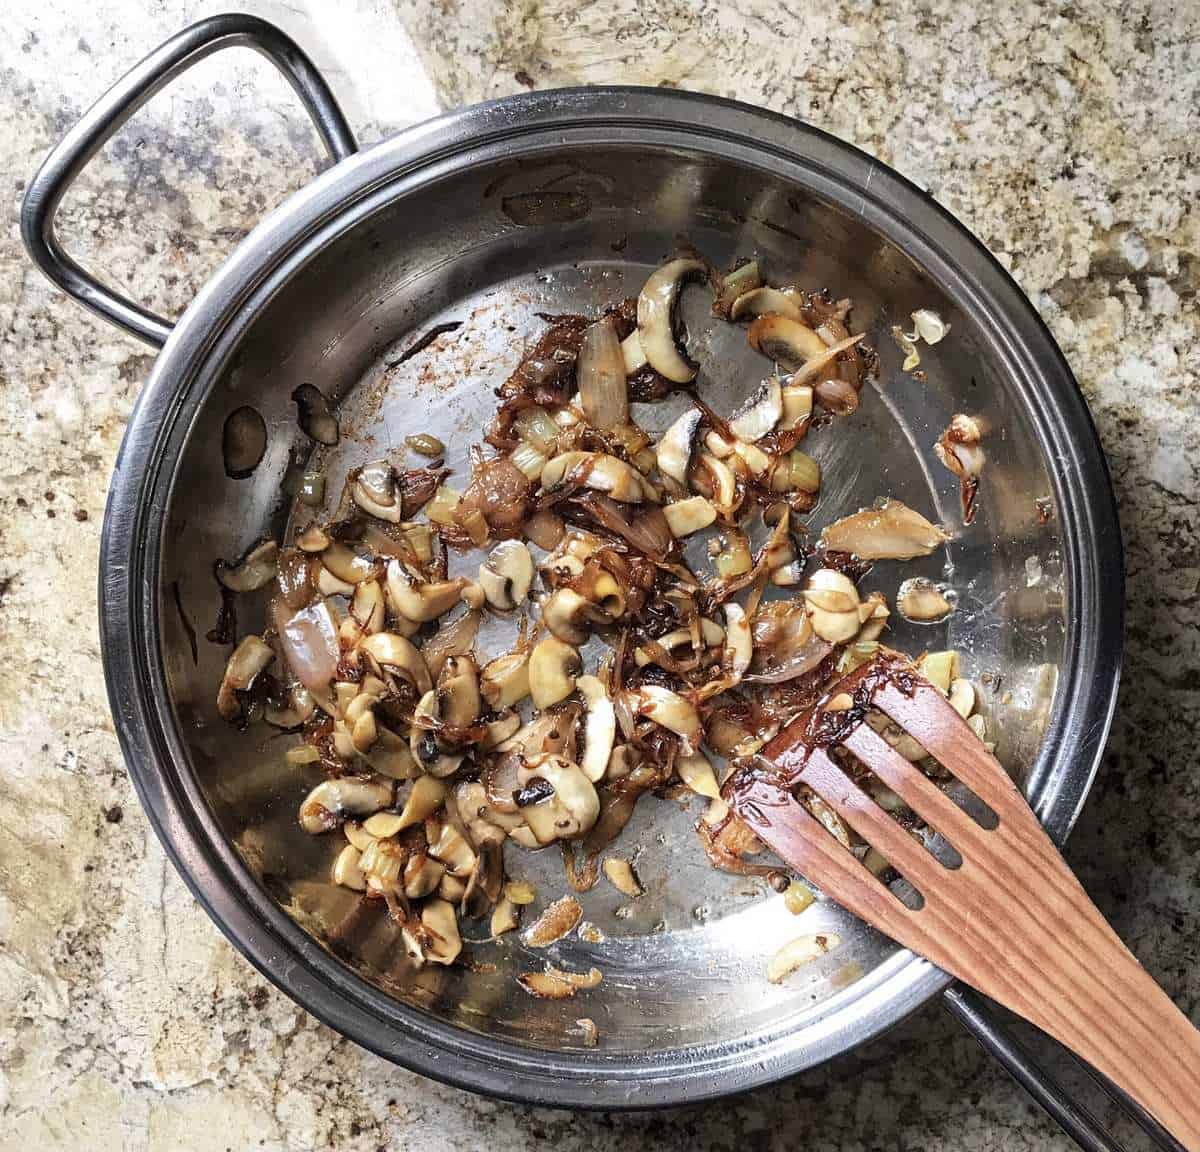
xmin=276 ymin=548 xmax=316 ymax=610
xmin=421 ymin=609 xmax=482 ymax=680
xmin=567 ymin=492 xmax=673 ymax=561
xmin=524 ymin=509 xmax=565 ymax=551
xmin=578 ymin=316 xmax=628 ymax=431
xmin=459 ymin=456 xmax=532 ymax=538
xmin=398 ymin=468 xmax=447 ymax=518
xmin=696 ymin=809 xmax=776 ymax=877
xmin=747 ymin=600 xmax=833 ymax=683
xmin=272 ymin=598 xmax=339 ymax=696
xmin=483 ymin=751 xmax=523 ymax=814
xmin=813 ymin=377 xmax=859 ymax=415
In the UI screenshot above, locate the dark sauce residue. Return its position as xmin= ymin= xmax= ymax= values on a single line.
xmin=387 ymin=321 xmax=464 ymax=367
xmin=207 ymin=580 xmax=237 ymax=646
xmin=170 ymin=579 xmax=198 ymax=664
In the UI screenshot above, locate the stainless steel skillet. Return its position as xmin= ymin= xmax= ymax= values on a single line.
xmin=24 ymin=14 xmax=1143 ymax=1144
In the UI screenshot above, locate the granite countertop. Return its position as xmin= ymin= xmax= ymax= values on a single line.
xmin=2 ymin=1 xmax=1197 ymax=1148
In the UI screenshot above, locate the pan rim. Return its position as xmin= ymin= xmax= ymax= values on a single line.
xmin=99 ymin=86 xmax=1123 ymax=1108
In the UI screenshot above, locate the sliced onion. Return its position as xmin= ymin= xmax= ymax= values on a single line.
xmin=578 ymin=317 xmax=628 ymax=431
xmin=729 ymin=376 xmax=783 ymax=442
xmin=273 ymin=599 xmax=339 ymax=696
xmin=421 ymin=609 xmax=482 ymax=680
xmin=525 ymin=508 xmax=565 ymax=550
xmin=747 ymin=600 xmax=833 ymax=683
xmin=568 ymin=492 xmax=673 ymax=560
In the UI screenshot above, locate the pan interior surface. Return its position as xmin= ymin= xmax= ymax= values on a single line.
xmin=146 ymin=124 xmax=1078 ymax=1086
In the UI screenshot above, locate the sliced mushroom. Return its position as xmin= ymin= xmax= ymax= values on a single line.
xmin=691 ymin=453 xmax=739 ymax=521
xmin=421 ymin=898 xmax=463 ymax=965
xmin=748 ymin=315 xmax=861 ymax=376
xmin=436 ymin=871 xmax=467 ymax=904
xmin=265 ymin=683 xmax=315 ymax=729
xmin=478 ymin=540 xmax=534 ymax=611
xmin=491 ymin=896 xmax=520 ymax=936
xmin=481 ymin=650 xmax=532 ymax=710
xmin=343 ymin=819 xmax=375 ymax=853
xmin=820 ymin=500 xmax=950 ymax=560
xmin=292 ymin=383 xmax=339 ymax=445
xmin=602 ymin=857 xmax=643 ymax=897
xmin=541 ymin=451 xmax=655 ymax=503
xmin=897 ymin=577 xmax=954 ymax=623
xmin=426 ymin=819 xmax=477 ymax=877
xmin=663 ymin=495 xmax=717 ymax=538
xmin=521 ymin=894 xmax=585 ymax=946
xmin=461 ymin=840 xmax=503 ymax=918
xmin=348 ymin=578 xmax=386 ymax=637
xmin=779 ymin=382 xmax=814 ymax=431
xmin=528 ymin=637 xmax=581 ymax=710
xmin=421 ymin=609 xmax=482 ymax=681
xmin=223 ymin=406 xmax=268 ymax=479
xmin=358 ymin=631 xmax=432 ymax=696
xmin=803 ymin=568 xmax=863 ymax=644
xmin=626 ymin=684 xmax=702 ymax=753
xmin=299 ymin=776 xmax=393 ymax=834
xmin=576 ymin=675 xmax=615 ymax=783
xmin=332 ymin=844 xmax=367 ymax=891
xmin=517 ymin=756 xmax=599 ymax=844
xmin=363 ymin=775 xmax=448 ymax=837
xmin=949 ymin=677 xmax=975 ymax=719
xmin=217 ymin=635 xmax=275 ymax=720
xmin=767 ymin=932 xmax=840 ymax=983
xmin=722 ymin=602 xmax=752 ymax=684
xmin=746 ymin=314 xmax=827 ymax=364
xmin=403 ymin=853 xmax=446 ymax=899
xmin=364 ymin=724 xmax=418 ymax=779
xmin=216 ymin=539 xmax=279 ymax=593
xmin=677 ymin=750 xmax=721 ymax=799
xmin=541 ymin=588 xmax=595 ymax=646
xmin=351 ymin=459 xmax=402 ymax=522
xmin=655 ymin=407 xmax=703 ymax=486
xmin=918 ymin=649 xmax=959 ymax=694
xmin=295 ymin=524 xmax=330 ymax=553
xmin=438 ymin=655 xmax=481 ymax=729
xmin=321 ymin=542 xmax=376 ymax=586
xmin=386 ymin=558 xmax=466 ymax=623
xmin=479 ymin=711 xmax=522 ymax=750
xmin=729 ymin=286 xmax=805 ymax=322
xmin=409 ymin=689 xmax=466 ymax=777
xmin=637 ymin=257 xmax=706 ymax=383
xmin=729 ymin=376 xmax=783 ymax=442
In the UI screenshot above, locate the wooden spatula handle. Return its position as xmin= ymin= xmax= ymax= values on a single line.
xmin=1039 ymin=912 xmax=1200 ymax=1150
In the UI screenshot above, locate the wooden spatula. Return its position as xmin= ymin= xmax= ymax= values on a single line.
xmin=726 ymin=652 xmax=1200 ymax=1150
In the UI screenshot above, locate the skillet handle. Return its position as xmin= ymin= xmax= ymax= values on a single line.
xmin=945 ymin=985 xmax=1187 ymax=1152
xmin=19 ymin=13 xmax=358 ymax=348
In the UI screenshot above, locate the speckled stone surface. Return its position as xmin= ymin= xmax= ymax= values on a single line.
xmin=2 ymin=1 xmax=1197 ymax=1148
